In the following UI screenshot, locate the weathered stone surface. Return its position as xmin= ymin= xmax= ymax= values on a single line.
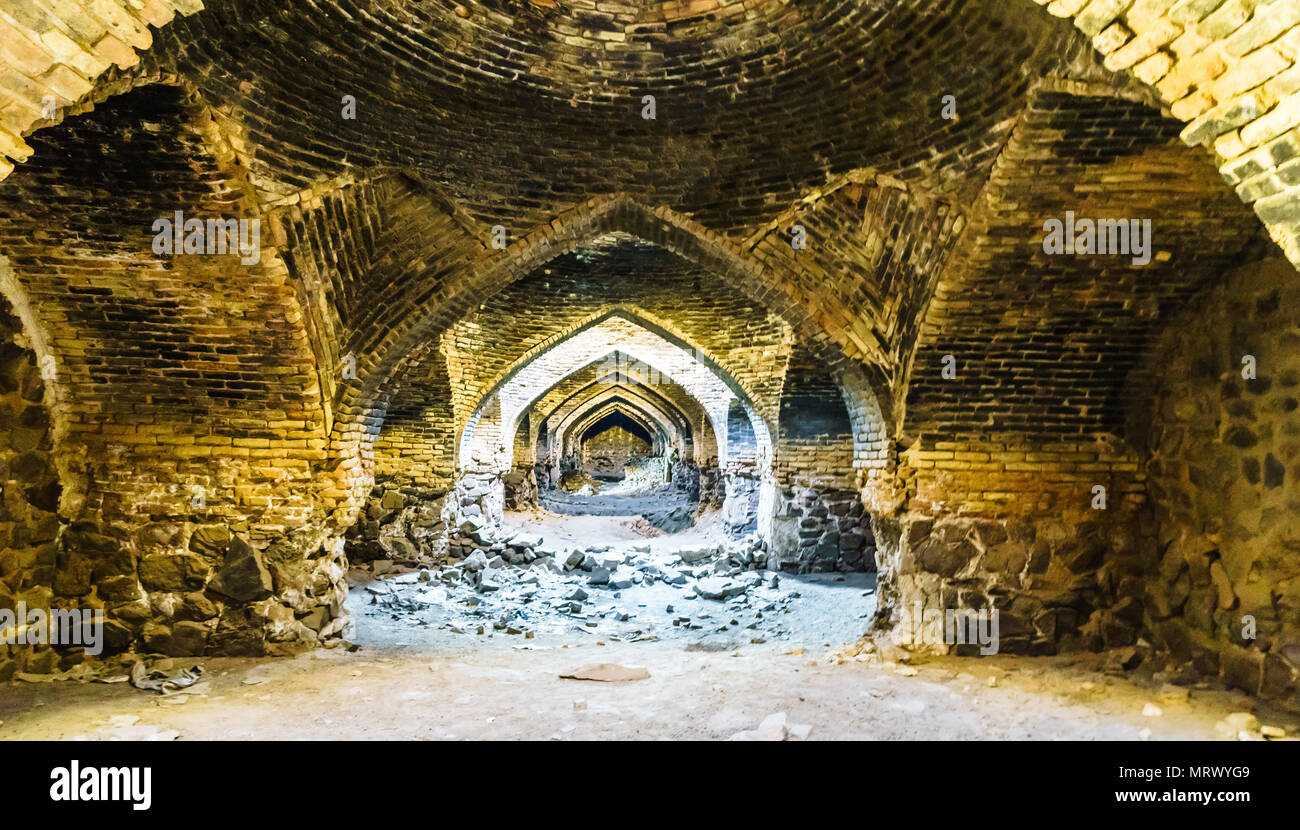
xmin=139 ymin=554 xmax=210 ymax=593
xmin=207 ymin=537 xmax=274 ymax=604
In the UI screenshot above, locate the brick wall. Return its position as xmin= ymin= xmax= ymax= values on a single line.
xmin=0 ymin=0 xmax=1297 ymax=673
xmin=580 ymin=420 xmax=652 ymax=478
xmin=0 ymin=85 xmax=346 ymax=658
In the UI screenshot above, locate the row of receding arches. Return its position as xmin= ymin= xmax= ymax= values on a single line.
xmin=4 ymin=0 xmax=1292 ymax=674
xmin=327 ymin=193 xmax=897 ymax=530
xmin=337 ymin=197 xmax=896 ymax=571
xmin=368 ymin=302 xmax=867 ymax=563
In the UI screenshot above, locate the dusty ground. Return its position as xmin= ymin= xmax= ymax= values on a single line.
xmin=0 ymin=507 xmax=1295 ymax=741
xmin=2 ymin=638 xmax=1293 ymax=741
xmin=507 ymin=498 xmax=720 ymax=545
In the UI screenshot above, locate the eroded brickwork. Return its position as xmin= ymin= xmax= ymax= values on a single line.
xmin=0 ymin=86 xmax=346 ymax=659
xmin=0 ymin=0 xmax=1296 ymax=700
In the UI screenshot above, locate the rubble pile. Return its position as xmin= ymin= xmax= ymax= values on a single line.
xmin=356 ymin=528 xmax=817 ymax=644
xmin=604 ymin=456 xmax=669 ymax=495
xmin=558 ymin=469 xmax=603 ymax=493
xmin=539 ymin=482 xmax=698 ymax=533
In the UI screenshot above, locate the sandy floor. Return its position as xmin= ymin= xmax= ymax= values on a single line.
xmin=0 ymin=509 xmax=1295 ymax=741
xmin=2 ymin=639 xmax=1293 ymax=741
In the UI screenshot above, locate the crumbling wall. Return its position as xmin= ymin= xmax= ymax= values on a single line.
xmin=581 ymin=424 xmax=652 ymax=478
xmin=1138 ymin=256 xmax=1300 ymax=700
xmin=0 ymin=298 xmax=62 ymax=677
xmin=0 ymin=86 xmax=347 ymax=660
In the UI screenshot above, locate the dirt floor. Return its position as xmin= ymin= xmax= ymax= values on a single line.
xmin=539 ymin=486 xmax=693 ymax=518
xmin=1 ymin=504 xmax=1296 ymax=741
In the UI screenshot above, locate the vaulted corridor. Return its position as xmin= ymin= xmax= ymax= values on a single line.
xmin=1 ymin=0 xmax=1300 ymax=750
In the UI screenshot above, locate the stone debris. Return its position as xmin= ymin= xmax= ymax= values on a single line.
xmin=728 ymin=711 xmax=812 ymax=741
xmin=353 ymin=530 xmax=805 ymax=645
xmin=1213 ymin=711 xmax=1290 ymax=740
xmin=692 ymin=576 xmax=750 ymax=600
xmin=559 ymin=470 xmax=603 ymax=493
xmin=757 ymin=712 xmax=788 ymax=740
xmin=1219 ymin=711 xmax=1259 ymax=734
xmin=560 ymin=663 xmax=650 ymax=682
xmin=1156 ymin=684 xmax=1190 ymax=705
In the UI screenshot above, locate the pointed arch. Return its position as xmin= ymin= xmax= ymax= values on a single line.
xmin=458 ymin=313 xmax=771 ymax=470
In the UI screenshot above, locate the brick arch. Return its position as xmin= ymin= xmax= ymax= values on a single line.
xmin=549 ymin=382 xmax=691 ymax=444
xmin=458 ymin=312 xmax=771 ymax=470
xmin=530 ymin=361 xmax=705 ymax=442
xmin=547 ymin=381 xmax=699 ymax=453
xmin=466 ymin=305 xmax=773 ymax=434
xmin=532 ymin=365 xmax=718 ymax=473
xmin=0 ymin=2 xmax=204 ymax=183
xmin=568 ymin=401 xmax=662 ymax=455
xmin=343 ymin=194 xmax=864 ymax=418
xmin=1032 ymin=0 xmax=1300 ymax=265
xmin=325 ymin=194 xmax=897 ymax=518
xmin=559 ymin=393 xmax=683 ymax=460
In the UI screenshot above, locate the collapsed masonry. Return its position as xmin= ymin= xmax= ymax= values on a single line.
xmin=0 ymin=0 xmax=1298 ymax=704
xmin=355 ymin=528 xmax=870 ymax=651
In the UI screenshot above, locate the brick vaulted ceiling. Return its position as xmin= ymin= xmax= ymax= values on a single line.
xmin=112 ymin=0 xmax=1113 ymax=231
xmin=0 ymin=0 xmax=1285 ymax=452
